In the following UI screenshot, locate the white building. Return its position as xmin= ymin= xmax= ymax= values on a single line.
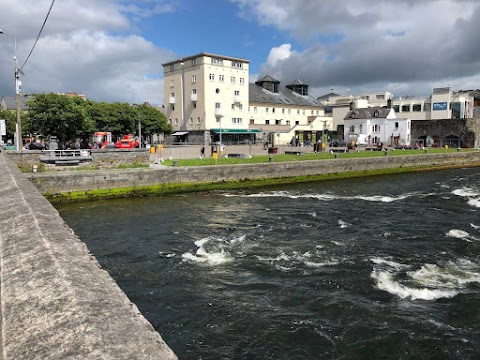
xmin=162 ymin=53 xmax=332 ymax=146
xmin=344 ymin=106 xmax=411 ymax=147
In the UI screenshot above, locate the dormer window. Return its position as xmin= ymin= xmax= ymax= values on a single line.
xmin=373 ymin=110 xmax=380 ymax=117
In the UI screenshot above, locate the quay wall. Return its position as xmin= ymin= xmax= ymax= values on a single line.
xmin=0 ymin=150 xmax=177 ymax=359
xmin=27 ymin=151 xmax=480 ymax=195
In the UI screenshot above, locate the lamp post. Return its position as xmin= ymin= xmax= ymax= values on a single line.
xmin=0 ymin=29 xmax=22 ymax=150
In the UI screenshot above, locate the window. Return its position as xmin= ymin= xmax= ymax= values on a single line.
xmin=192 ymin=88 xmax=197 ymax=95
xmin=175 ymin=118 xmax=178 ymax=125
xmin=402 ymin=105 xmax=410 ymax=112
xmin=266 ymin=108 xmax=269 ymax=113
xmin=215 ymin=102 xmax=221 ymax=109
xmin=376 ymin=94 xmax=385 ymax=100
xmin=424 ymin=103 xmax=431 ymax=111
xmin=197 ymin=117 xmax=201 ymax=124
xmin=193 ymin=103 xmax=196 ymax=109
xmin=295 ymin=121 xmax=299 ymax=125
xmin=288 ymin=109 xmax=291 ymax=114
xmin=373 ymin=125 xmax=380 ymax=132
xmin=254 ymin=107 xmax=257 ymax=113
xmin=231 ymin=76 xmax=236 ymax=83
xmin=170 ymin=92 xmax=175 ymax=98
xmin=297 ymin=110 xmax=300 ymax=115
xmin=170 ymin=80 xmax=174 ymax=87
xmin=239 ymin=104 xmax=243 ymax=110
xmin=219 ymin=74 xmax=224 ymax=82
xmin=359 ymin=124 xmax=363 ymax=133
xmin=412 ymin=104 xmax=421 ymax=112
xmin=316 ymin=110 xmax=319 ymax=115
xmin=209 ymin=73 xmax=215 ymax=81
xmin=191 ymin=58 xmax=196 ymax=66
xmin=282 ymin=109 xmax=285 ymax=114
xmin=232 ymin=61 xmax=243 ymax=68
xmin=189 ymin=117 xmax=193 ymax=125
xmin=169 ymin=64 xmax=174 ymax=72
xmin=234 ymin=90 xmax=240 ymax=96
xmin=373 ymin=110 xmax=380 ymax=117
xmin=395 ymin=122 xmax=399 ymax=129
xmin=311 ymin=110 xmax=314 ymax=115
xmin=250 ymin=119 xmax=255 ymax=125
xmin=212 ymin=58 xmax=223 ymax=65
xmin=303 ymin=110 xmax=305 ymax=115
xmin=265 ymin=120 xmax=270 ymax=125
xmin=192 ymin=75 xmax=197 ymax=83
xmin=170 ymin=104 xmax=175 ymax=110
xmin=272 ymin=108 xmax=275 ymax=113
xmin=286 ymin=120 xmax=290 ymax=126
xmin=393 ymin=105 xmax=400 ymax=112
xmin=239 ymin=77 xmax=245 ymax=84
xmin=275 ymin=119 xmax=281 ymax=125
xmin=232 ymin=118 xmax=243 ymax=124
xmin=169 ymin=119 xmax=172 ymax=124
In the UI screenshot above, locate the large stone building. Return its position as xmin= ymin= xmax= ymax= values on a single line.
xmin=162 ymin=53 xmax=332 ymax=146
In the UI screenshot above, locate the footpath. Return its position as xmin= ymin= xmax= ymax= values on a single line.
xmin=0 ymin=150 xmax=177 ymax=359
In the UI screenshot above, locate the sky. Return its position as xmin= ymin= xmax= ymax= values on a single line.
xmin=1 ymin=0 xmax=480 ymax=106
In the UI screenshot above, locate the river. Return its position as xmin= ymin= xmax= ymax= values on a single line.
xmin=56 ymin=167 xmax=480 ymax=359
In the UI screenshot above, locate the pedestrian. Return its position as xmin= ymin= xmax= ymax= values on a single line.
xmin=200 ymin=146 xmax=205 ymax=158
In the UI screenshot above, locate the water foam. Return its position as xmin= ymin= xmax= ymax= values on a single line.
xmin=468 ymin=198 xmax=480 ymax=208
xmin=446 ymin=229 xmax=471 ymax=239
xmin=338 ymin=220 xmax=350 ymax=228
xmin=452 ymin=187 xmax=480 ymax=198
xmin=182 ymin=236 xmax=240 ymax=266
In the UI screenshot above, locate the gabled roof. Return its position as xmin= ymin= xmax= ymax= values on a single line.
xmin=317 ymin=92 xmax=341 ymax=100
xmin=256 ymin=75 xmax=280 ymax=84
xmin=344 ymin=106 xmax=393 ymax=120
xmin=0 ymin=95 xmax=33 ymax=111
xmin=249 ymin=82 xmax=324 ymax=107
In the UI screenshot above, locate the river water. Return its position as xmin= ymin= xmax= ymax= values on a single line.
xmin=56 ymin=167 xmax=480 ymax=359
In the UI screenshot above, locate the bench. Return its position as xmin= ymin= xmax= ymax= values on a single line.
xmin=284 ymin=151 xmax=305 ymax=156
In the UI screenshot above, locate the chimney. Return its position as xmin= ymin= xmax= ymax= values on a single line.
xmin=349 ymin=101 xmax=355 ymax=110
xmin=387 ymin=99 xmax=392 ymax=109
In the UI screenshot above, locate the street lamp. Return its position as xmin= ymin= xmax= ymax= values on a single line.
xmin=0 ymin=29 xmax=22 ymax=150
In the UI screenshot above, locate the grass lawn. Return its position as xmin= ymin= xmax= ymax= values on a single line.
xmin=161 ymin=147 xmax=476 ymax=167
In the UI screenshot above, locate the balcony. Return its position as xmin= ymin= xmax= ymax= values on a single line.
xmin=169 ymin=96 xmax=176 ymax=104
xmin=233 ymin=95 xmax=241 ymax=103
xmin=215 ymin=108 xmax=223 ymax=117
xmin=190 ymin=93 xmax=197 ymax=102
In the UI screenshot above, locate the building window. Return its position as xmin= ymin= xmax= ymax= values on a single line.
xmin=209 ymin=73 xmax=215 ymax=81
xmin=412 ymin=104 xmax=421 ymax=112
xmin=170 ymin=80 xmax=174 ymax=87
xmin=359 ymin=124 xmax=363 ymax=133
xmin=282 ymin=108 xmax=285 ymax=114
xmin=424 ymin=103 xmax=431 ymax=111
xmin=219 ymin=74 xmax=224 ymax=82
xmin=169 ymin=64 xmax=174 ymax=72
xmin=266 ymin=108 xmax=269 ymax=113
xmin=231 ymin=76 xmax=236 ymax=83
xmin=402 ymin=105 xmax=410 ymax=112
xmin=169 ymin=119 xmax=172 ymax=124
xmin=170 ymin=104 xmax=175 ymax=110
xmin=373 ymin=125 xmax=380 ymax=132
xmin=189 ymin=117 xmax=193 ymax=125
xmin=295 ymin=121 xmax=299 ymax=125
xmin=197 ymin=117 xmax=201 ymax=124
xmin=192 ymin=88 xmax=197 ymax=95
xmin=288 ymin=109 xmax=291 ymax=114
xmin=175 ymin=118 xmax=178 ymax=125
xmin=265 ymin=120 xmax=270 ymax=125
xmin=232 ymin=118 xmax=243 ymax=124
xmin=239 ymin=77 xmax=245 ymax=84
xmin=272 ymin=108 xmax=275 ymax=113
xmin=191 ymin=58 xmax=196 ymax=66
xmin=212 ymin=58 xmax=223 ymax=65
xmin=303 ymin=110 xmax=305 ymax=115
xmin=275 ymin=119 xmax=281 ymax=125
xmin=254 ymin=107 xmax=257 ymax=113
xmin=239 ymin=104 xmax=243 ymax=110
xmin=215 ymin=102 xmax=221 ymax=109
xmin=311 ymin=110 xmax=314 ymax=115
xmin=316 ymin=110 xmax=319 ymax=115
xmin=192 ymin=75 xmax=197 ymax=83
xmin=297 ymin=110 xmax=300 ymax=115
xmin=232 ymin=61 xmax=243 ymax=68
xmin=393 ymin=105 xmax=400 ymax=112
xmin=250 ymin=119 xmax=254 ymax=125
xmin=395 ymin=122 xmax=399 ymax=129
xmin=373 ymin=110 xmax=380 ymax=117
xmin=170 ymin=92 xmax=175 ymax=98
xmin=193 ymin=103 xmax=196 ymax=109
xmin=376 ymin=94 xmax=385 ymax=100
xmin=286 ymin=120 xmax=290 ymax=126
xmin=231 ymin=104 xmax=235 ymax=110
xmin=234 ymin=90 xmax=240 ymax=96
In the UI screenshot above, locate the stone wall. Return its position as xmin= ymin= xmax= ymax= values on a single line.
xmin=27 ymin=151 xmax=480 ymax=195
xmin=0 ymin=151 xmax=177 ymax=359
xmin=411 ymin=118 xmax=480 ymax=148
xmin=5 ymin=148 xmax=150 ymax=171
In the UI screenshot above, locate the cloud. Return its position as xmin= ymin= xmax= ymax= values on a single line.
xmin=234 ymin=0 xmax=480 ymax=97
xmin=0 ymin=0 xmax=177 ymax=105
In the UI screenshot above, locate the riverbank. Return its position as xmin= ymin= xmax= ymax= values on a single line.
xmin=27 ymin=151 xmax=480 ymax=203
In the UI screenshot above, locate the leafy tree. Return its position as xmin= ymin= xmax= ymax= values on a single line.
xmin=27 ymin=93 xmax=86 ymax=145
xmin=134 ymin=104 xmax=172 ymax=139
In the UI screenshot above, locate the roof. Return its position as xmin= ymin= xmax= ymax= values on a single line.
xmin=1 ymin=95 xmax=33 ymax=111
xmin=317 ymin=92 xmax=341 ymax=100
xmin=249 ymin=82 xmax=324 ymax=107
xmin=162 ymin=52 xmax=250 ymax=67
xmin=344 ymin=106 xmax=393 ymax=120
xmin=256 ymin=75 xmax=280 ymax=84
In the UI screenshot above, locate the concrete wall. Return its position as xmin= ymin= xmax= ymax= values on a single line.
xmin=411 ymin=118 xmax=480 ymax=148
xmin=27 ymin=151 xmax=480 ymax=195
xmin=0 ymin=151 xmax=177 ymax=359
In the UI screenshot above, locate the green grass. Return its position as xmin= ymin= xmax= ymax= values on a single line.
xmin=161 ymin=147 xmax=475 ymax=167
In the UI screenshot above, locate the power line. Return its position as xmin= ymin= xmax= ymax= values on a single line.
xmin=20 ymin=0 xmax=55 ymax=71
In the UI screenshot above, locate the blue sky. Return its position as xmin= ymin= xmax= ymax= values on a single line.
xmin=1 ymin=0 xmax=480 ymax=105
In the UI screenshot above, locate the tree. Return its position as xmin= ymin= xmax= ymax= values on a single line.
xmin=134 ymin=104 xmax=172 ymax=140
xmin=0 ymin=109 xmax=17 ymax=142
xmin=27 ymin=93 xmax=87 ymax=145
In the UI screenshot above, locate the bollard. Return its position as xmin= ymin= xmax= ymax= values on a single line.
xmin=384 ymin=151 xmax=388 ymax=156
xmin=334 ymin=154 xmax=339 ymax=159
xmin=32 ymin=164 xmax=38 ymax=173
xmin=173 ymin=160 xmax=178 ymax=167
xmin=424 ymin=149 xmax=428 ymax=154
xmin=269 ymin=156 xmax=273 ymax=162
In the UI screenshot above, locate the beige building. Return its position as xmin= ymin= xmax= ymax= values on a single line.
xmin=162 ymin=53 xmax=332 ymax=146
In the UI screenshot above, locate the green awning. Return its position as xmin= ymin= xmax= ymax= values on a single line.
xmin=211 ymin=129 xmax=262 ymax=134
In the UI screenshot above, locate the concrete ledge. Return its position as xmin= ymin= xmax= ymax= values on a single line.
xmin=0 ymin=152 xmax=177 ymax=359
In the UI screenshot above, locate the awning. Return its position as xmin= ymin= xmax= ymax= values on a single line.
xmin=171 ymin=131 xmax=188 ymax=136
xmin=211 ymin=129 xmax=261 ymax=134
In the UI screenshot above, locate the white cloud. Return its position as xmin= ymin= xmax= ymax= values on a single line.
xmin=234 ymin=0 xmax=480 ymax=97
xmin=0 ymin=0 xmax=177 ymax=105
